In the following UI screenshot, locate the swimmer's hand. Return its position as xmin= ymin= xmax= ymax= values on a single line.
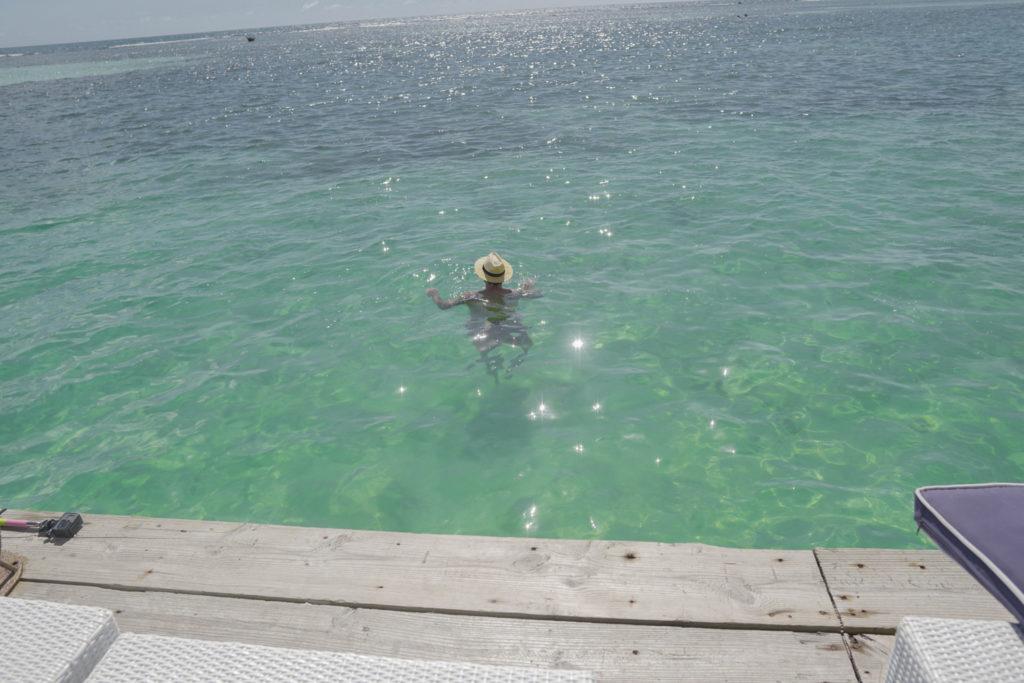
xmin=426 ymin=288 xmax=445 ymax=308
xmin=518 ymin=278 xmax=542 ymax=298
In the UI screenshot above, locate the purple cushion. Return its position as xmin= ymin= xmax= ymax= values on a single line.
xmin=915 ymin=484 xmax=1024 ymax=625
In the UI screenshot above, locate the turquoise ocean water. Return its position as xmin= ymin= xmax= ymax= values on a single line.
xmin=2 ymin=0 xmax=1022 ymax=548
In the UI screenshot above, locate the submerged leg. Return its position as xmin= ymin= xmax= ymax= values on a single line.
xmin=466 ymin=329 xmax=500 ymax=370
xmin=506 ymin=351 xmax=527 ymax=376
xmin=504 ymin=333 xmax=533 ymax=376
xmin=483 ymin=350 xmax=504 ymax=384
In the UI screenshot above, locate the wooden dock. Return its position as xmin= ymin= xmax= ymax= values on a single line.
xmin=0 ymin=510 xmax=1011 ymax=681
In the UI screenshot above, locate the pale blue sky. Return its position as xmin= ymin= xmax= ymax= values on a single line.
xmin=0 ymin=0 xmax=653 ymax=48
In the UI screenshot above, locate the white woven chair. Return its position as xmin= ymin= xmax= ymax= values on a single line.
xmin=885 ymin=617 xmax=1024 ymax=683
xmin=0 ymin=597 xmax=120 ymax=683
xmin=2 ymin=597 xmax=593 ymax=682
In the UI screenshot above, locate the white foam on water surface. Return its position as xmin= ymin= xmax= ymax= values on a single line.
xmin=109 ymin=37 xmax=212 ymax=49
xmin=291 ymin=25 xmax=349 ymax=33
xmin=0 ymin=56 xmax=181 ymax=87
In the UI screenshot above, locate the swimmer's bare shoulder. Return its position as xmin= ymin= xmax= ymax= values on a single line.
xmin=426 ymin=288 xmax=478 ymax=310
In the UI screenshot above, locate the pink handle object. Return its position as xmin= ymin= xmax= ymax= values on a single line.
xmin=0 ymin=518 xmax=37 ymax=531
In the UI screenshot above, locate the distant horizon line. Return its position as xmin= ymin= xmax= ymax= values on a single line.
xmin=0 ymin=0 xmax=689 ymax=52
xmin=2 ymin=0 xmax=988 ymax=51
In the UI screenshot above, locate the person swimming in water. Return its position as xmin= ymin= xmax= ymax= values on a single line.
xmin=426 ymin=252 xmax=542 ymax=381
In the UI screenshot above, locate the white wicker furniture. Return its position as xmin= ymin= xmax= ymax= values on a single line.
xmin=1 ymin=596 xmax=593 ymax=682
xmin=0 ymin=597 xmax=119 ymax=683
xmin=885 ymin=616 xmax=1024 ymax=683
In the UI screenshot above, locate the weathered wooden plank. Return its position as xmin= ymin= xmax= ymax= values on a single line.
xmin=815 ymin=548 xmax=1013 ymax=632
xmin=3 ymin=511 xmax=837 ymax=630
xmin=846 ymin=634 xmax=894 ymax=683
xmin=11 ymin=582 xmax=858 ymax=682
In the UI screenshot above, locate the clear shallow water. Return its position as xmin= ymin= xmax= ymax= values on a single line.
xmin=2 ymin=0 xmax=1023 ymax=548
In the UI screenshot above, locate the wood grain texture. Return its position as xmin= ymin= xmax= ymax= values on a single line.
xmin=846 ymin=634 xmax=895 ymax=683
xmin=3 ymin=511 xmax=837 ymax=630
xmin=815 ymin=548 xmax=1013 ymax=632
xmin=12 ymin=582 xmax=857 ymax=682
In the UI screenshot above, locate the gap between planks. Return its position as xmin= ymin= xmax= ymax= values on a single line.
xmin=13 ymin=576 xmax=845 ymax=634
xmin=812 ymin=548 xmax=864 ymax=683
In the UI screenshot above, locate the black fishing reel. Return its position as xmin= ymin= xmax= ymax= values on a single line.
xmin=38 ymin=512 xmax=84 ymax=539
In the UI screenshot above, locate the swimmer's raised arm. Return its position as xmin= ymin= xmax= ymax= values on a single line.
xmin=426 ymin=288 xmax=474 ymax=310
xmin=515 ymin=278 xmax=543 ymax=299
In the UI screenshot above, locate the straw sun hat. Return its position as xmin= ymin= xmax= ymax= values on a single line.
xmin=474 ymin=252 xmax=513 ymax=283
